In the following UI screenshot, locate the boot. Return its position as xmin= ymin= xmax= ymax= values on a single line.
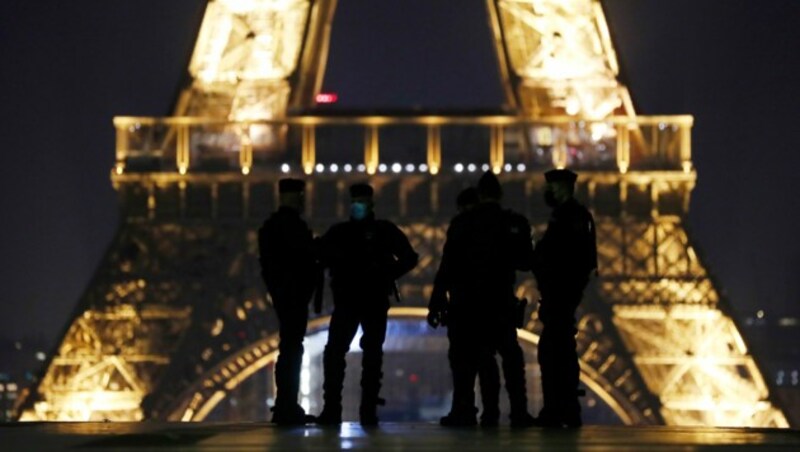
xmin=530 ymin=414 xmax=563 ymax=428
xmin=314 ymin=404 xmax=342 ymax=426
xmin=271 ymin=404 xmax=314 ymax=426
xmin=531 ymin=414 xmax=582 ymax=428
xmin=479 ymin=407 xmax=500 ymax=427
xmin=440 ymin=406 xmax=478 ymax=427
xmin=532 ymin=404 xmax=582 ymax=428
xmin=561 ymin=396 xmax=583 ymax=428
xmin=509 ymin=411 xmax=536 ymax=429
xmin=359 ymin=396 xmax=385 ymax=427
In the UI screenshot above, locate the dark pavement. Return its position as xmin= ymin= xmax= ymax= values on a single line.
xmin=2 ymin=422 xmax=800 ymax=451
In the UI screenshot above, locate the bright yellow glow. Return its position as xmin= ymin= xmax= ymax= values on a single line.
xmin=181 ymin=408 xmax=195 ymax=422
xmin=302 ymin=125 xmax=316 ymax=175
xmin=240 ymin=141 xmax=253 ymax=175
xmin=186 ymin=0 xmax=310 ymax=120
xmin=364 ymin=126 xmax=379 ymax=175
xmin=195 ymin=390 xmax=226 ymax=421
xmin=111 ymin=114 xmax=694 ymax=178
xmin=190 ymin=0 xmax=310 ymax=83
xmin=612 ymin=302 xmax=789 ymax=427
xmin=590 ymin=122 xmax=608 ymax=141
xmin=496 ymin=0 xmax=626 ymax=118
xmin=426 ymin=125 xmax=442 ymax=175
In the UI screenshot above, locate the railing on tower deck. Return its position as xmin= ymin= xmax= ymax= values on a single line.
xmin=112 ymin=115 xmax=694 ymax=178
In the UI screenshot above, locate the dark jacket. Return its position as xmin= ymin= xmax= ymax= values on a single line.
xmin=319 ymin=215 xmax=418 ymax=296
xmin=532 ymin=198 xmax=597 ymax=295
xmin=433 ymin=202 xmax=533 ymax=306
xmin=258 ymin=206 xmax=317 ymax=302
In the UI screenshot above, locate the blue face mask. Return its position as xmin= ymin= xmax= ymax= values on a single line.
xmin=350 ymin=202 xmax=369 ymax=220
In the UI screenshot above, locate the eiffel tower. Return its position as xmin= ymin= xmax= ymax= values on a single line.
xmin=18 ymin=0 xmax=789 ymax=427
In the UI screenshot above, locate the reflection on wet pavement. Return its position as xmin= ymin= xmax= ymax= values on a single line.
xmin=1 ymin=422 xmax=799 ymax=451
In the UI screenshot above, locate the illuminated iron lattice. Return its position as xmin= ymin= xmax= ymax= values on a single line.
xmin=489 ymin=0 xmax=633 ymax=119
xmin=18 ymin=0 xmax=790 ymax=428
xmin=181 ymin=0 xmax=313 ymax=121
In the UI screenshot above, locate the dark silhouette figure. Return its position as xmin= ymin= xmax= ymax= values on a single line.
xmin=532 ymin=169 xmax=598 ymax=428
xmin=258 ymin=178 xmax=320 ymax=425
xmin=315 ymin=183 xmax=419 ymax=426
xmin=431 ymin=172 xmax=536 ymax=428
xmin=429 ymin=186 xmax=502 ymax=426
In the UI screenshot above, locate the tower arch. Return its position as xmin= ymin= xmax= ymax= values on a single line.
xmin=166 ymin=307 xmax=646 ymax=424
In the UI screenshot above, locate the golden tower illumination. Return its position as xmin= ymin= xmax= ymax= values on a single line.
xmin=18 ymin=1 xmax=789 ymax=428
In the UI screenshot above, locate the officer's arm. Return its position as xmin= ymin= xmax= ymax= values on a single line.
xmin=513 ymin=215 xmax=535 ymax=272
xmin=298 ymin=225 xmax=316 ymax=268
xmin=316 ymin=227 xmax=335 ymax=269
xmin=281 ymin=221 xmax=309 ymax=269
xmin=559 ymin=210 xmax=595 ymax=277
xmin=429 ymin=243 xmax=451 ymax=310
xmin=388 ymin=224 xmax=419 ymax=280
xmin=428 ymin=227 xmax=456 ymax=327
xmin=257 ymin=222 xmax=274 ymax=280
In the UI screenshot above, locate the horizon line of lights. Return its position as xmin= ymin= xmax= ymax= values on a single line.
xmin=280 ymin=162 xmax=531 ymax=174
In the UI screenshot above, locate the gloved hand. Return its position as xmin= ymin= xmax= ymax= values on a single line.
xmin=427 ymin=307 xmax=447 ymax=329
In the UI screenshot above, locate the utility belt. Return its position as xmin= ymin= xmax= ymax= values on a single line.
xmin=448 ymin=290 xmax=526 ymax=326
xmin=330 ymin=267 xmax=401 ymax=301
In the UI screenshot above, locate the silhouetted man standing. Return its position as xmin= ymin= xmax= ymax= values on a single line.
xmin=258 ymin=178 xmax=319 ymax=425
xmin=433 ymin=172 xmax=535 ymax=427
xmin=532 ymin=169 xmax=597 ymax=428
xmin=316 ymin=183 xmax=418 ymax=426
xmin=429 ymin=186 xmax=502 ymax=426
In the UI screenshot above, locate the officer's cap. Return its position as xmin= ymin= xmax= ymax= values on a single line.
xmin=456 ymin=187 xmax=479 ymax=209
xmin=349 ymin=183 xmax=374 ymax=198
xmin=477 ymin=171 xmax=503 ymax=199
xmin=278 ymin=178 xmax=305 ymax=194
xmin=544 ymin=169 xmax=578 ymax=185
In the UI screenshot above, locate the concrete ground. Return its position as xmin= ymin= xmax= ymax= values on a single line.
xmin=1 ymin=422 xmax=799 ymax=451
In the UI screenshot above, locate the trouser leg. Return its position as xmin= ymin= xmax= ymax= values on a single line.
xmin=447 ymin=315 xmax=478 ymax=414
xmin=359 ymin=302 xmax=389 ymax=404
xmin=538 ymin=322 xmax=579 ymax=420
xmin=322 ymin=305 xmax=359 ymax=409
xmin=274 ymin=303 xmax=308 ymax=410
xmin=478 ymin=352 xmax=500 ymax=419
xmin=496 ymin=325 xmax=529 ymax=417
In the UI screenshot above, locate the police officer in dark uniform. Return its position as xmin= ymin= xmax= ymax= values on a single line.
xmin=258 ymin=178 xmax=320 ymax=425
xmin=532 ymin=169 xmax=597 ymax=428
xmin=432 ymin=172 xmax=536 ymax=427
xmin=428 ymin=186 xmax=502 ymax=427
xmin=315 ymin=183 xmax=418 ymax=426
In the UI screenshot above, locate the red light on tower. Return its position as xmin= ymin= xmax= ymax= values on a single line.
xmin=315 ymin=93 xmax=338 ymax=104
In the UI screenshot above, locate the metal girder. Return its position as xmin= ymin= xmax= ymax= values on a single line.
xmin=487 ymin=0 xmax=634 ymax=119
xmin=17 ymin=0 xmax=790 ymax=429
xmin=600 ymin=216 xmax=788 ymax=427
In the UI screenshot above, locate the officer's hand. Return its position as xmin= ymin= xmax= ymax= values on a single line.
xmin=439 ymin=309 xmax=448 ymax=327
xmin=427 ymin=309 xmax=441 ymax=329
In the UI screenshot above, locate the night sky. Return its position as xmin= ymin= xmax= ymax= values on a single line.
xmin=1 ymin=0 xmax=799 ymax=350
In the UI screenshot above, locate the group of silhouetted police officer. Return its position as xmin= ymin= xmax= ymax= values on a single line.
xmin=258 ymin=168 xmax=596 ymax=428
